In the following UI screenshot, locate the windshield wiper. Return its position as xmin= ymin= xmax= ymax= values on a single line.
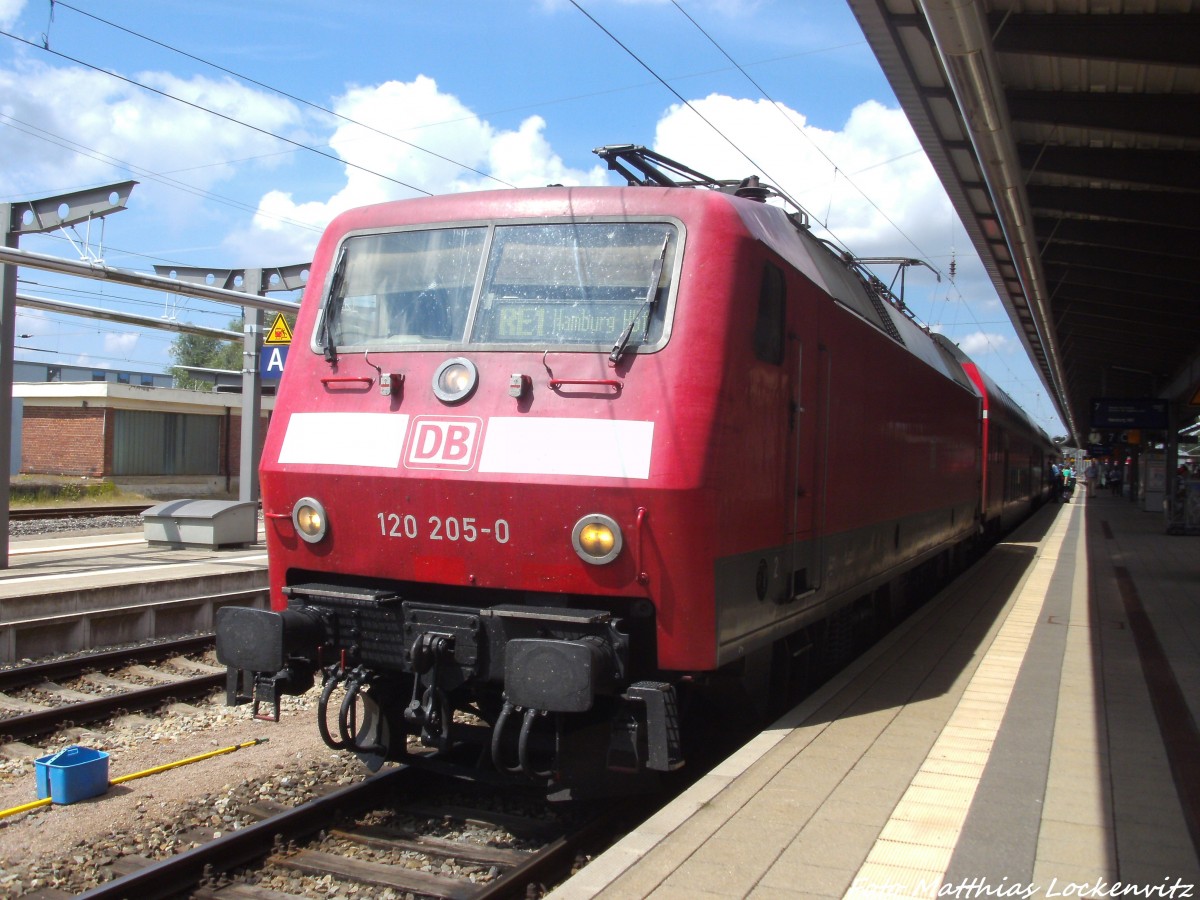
xmin=321 ymin=244 xmax=349 ymax=363
xmin=610 ymin=234 xmax=670 ymax=364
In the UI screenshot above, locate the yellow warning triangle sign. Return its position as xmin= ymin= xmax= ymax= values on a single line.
xmin=264 ymin=313 xmax=293 ymax=345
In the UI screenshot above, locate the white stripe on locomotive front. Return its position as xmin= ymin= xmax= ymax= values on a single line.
xmin=278 ymin=412 xmax=654 ymax=479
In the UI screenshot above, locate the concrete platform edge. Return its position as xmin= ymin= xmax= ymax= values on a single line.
xmin=545 ymin=536 xmax=1018 ymax=900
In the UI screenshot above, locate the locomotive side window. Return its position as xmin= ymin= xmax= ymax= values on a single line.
xmin=318 ymin=220 xmax=678 ymax=353
xmin=472 ymin=223 xmax=676 ymax=346
xmin=754 ymin=262 xmax=786 ymax=365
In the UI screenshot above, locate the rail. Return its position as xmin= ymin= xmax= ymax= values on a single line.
xmin=75 ymin=765 xmax=646 ymax=900
xmin=7 ymin=503 xmax=156 ymax=521
xmin=0 ymin=634 xmax=224 ymax=741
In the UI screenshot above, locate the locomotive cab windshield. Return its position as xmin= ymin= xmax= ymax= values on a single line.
xmin=315 ymin=220 xmax=680 ymax=355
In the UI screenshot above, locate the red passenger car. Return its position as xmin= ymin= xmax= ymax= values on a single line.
xmin=937 ymin=336 xmax=1054 ymax=538
xmin=217 ymin=147 xmax=1046 ymax=786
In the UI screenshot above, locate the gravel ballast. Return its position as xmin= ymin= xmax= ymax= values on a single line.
xmin=0 ymin=685 xmax=370 ymax=896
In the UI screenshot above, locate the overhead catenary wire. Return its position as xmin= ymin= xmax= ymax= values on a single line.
xmin=0 ymin=111 xmax=324 ymax=235
xmin=10 ymin=8 xmax=972 ymax=352
xmin=6 ymin=2 xmax=887 ymax=237
xmin=667 ymin=0 xmax=935 ymax=266
xmin=3 ymin=10 xmax=874 ymax=214
xmin=570 ymin=0 xmax=933 ymax=266
xmin=46 ymin=1 xmax=517 ymax=191
xmin=566 ymin=2 xmax=812 ymax=224
xmin=41 ymin=0 xmax=868 ymax=192
xmin=571 ymin=0 xmax=940 ymax=305
xmin=2 ymin=7 xmax=888 ymax=272
xmin=5 ymin=5 xmax=1053 ymax=430
xmin=0 ymin=26 xmax=435 ymax=197
xmin=571 ymin=3 xmax=1055 ymax=431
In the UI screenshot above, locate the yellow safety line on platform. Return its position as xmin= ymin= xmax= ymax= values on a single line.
xmin=845 ymin=504 xmax=1081 ymax=898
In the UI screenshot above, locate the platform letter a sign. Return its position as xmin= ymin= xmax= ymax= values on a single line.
xmin=262 ymin=346 xmax=287 ymax=378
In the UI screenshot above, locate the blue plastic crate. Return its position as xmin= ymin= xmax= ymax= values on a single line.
xmin=34 ymin=746 xmax=110 ymax=804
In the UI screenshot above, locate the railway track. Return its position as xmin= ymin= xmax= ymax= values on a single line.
xmin=77 ymin=765 xmax=643 ymax=900
xmin=7 ymin=503 xmax=156 ymax=522
xmin=0 ymin=634 xmax=224 ymax=741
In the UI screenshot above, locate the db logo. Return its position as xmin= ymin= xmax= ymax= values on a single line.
xmin=404 ymin=416 xmax=483 ymax=470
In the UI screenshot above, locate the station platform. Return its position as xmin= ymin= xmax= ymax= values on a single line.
xmin=552 ymin=493 xmax=1200 ymax=898
xmin=0 ymin=528 xmax=267 ymax=663
xmin=2 ymin=529 xmax=267 ymax=597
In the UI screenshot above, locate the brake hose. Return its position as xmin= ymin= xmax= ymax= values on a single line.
xmin=317 ymin=668 xmax=349 ymax=750
xmin=490 ymin=700 xmax=523 ymax=775
xmin=518 ymin=708 xmax=555 ymax=780
xmin=338 ymin=671 xmax=385 ymax=755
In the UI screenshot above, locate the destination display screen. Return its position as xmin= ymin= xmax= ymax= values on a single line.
xmin=486 ymin=301 xmax=651 ymax=344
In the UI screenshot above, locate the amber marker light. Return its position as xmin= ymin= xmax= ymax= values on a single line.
xmin=572 ymin=514 xmax=623 ymax=565
xmin=433 ymin=357 xmax=478 ymax=403
xmin=292 ymin=497 xmax=328 ymax=544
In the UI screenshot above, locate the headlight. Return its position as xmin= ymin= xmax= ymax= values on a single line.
xmin=292 ymin=497 xmax=327 ymax=543
xmin=433 ymin=357 xmax=478 ymax=403
xmin=572 ymin=514 xmax=623 ymax=565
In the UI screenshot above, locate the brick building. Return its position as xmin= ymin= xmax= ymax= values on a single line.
xmin=15 ymin=382 xmax=273 ymax=497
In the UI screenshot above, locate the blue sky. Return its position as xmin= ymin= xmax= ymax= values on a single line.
xmin=0 ymin=0 xmax=1065 ymax=436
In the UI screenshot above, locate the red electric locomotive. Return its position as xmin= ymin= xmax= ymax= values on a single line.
xmin=216 ymin=146 xmax=1044 ymax=786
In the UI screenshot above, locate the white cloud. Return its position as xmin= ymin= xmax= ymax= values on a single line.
xmin=229 ymin=76 xmax=609 ymax=262
xmin=652 ymin=93 xmax=1062 ymax=432
xmin=235 ymin=87 xmax=956 ymax=270
xmin=0 ymin=0 xmax=24 ymax=29
xmin=486 ymin=115 xmax=608 ymax=190
xmin=958 ymin=331 xmax=1012 ymax=357
xmin=104 ymin=331 xmax=139 ymax=357
xmin=654 ymin=95 xmax=953 ymax=261
xmin=0 ymin=60 xmax=301 ymax=233
xmin=655 ymin=95 xmax=1008 ymax=338
xmin=327 ymin=76 xmax=495 ymax=204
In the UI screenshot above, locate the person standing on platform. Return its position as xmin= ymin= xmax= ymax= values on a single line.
xmin=1051 ymin=461 xmax=1062 ymax=502
xmin=1108 ymin=462 xmax=1123 ymax=496
xmin=1085 ymin=460 xmax=1098 ymax=498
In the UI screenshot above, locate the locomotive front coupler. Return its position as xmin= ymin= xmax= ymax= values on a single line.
xmin=404 ymin=631 xmax=456 ymax=749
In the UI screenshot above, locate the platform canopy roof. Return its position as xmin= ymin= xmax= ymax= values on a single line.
xmin=845 ymin=0 xmax=1200 ymax=445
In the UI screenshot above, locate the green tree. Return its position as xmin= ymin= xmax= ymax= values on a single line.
xmin=169 ymin=318 xmax=243 ymax=390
